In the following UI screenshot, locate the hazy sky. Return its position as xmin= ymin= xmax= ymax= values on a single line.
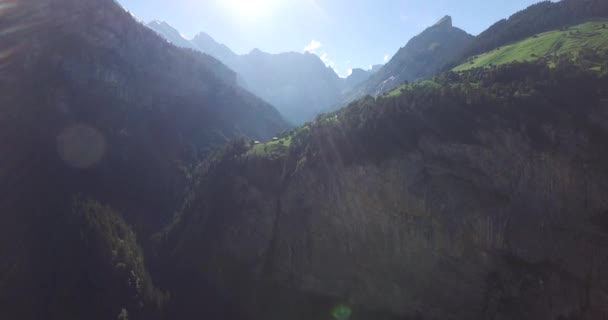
xmin=117 ymin=0 xmax=543 ymax=77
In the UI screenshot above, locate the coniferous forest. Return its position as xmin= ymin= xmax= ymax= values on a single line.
xmin=2 ymin=0 xmax=608 ymax=319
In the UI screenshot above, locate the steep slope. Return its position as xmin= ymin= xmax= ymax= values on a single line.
xmin=147 ymin=21 xmax=240 ymax=67
xmin=455 ymin=20 xmax=608 ymax=71
xmin=148 ymin=22 xmax=345 ymax=124
xmin=238 ymin=50 xmax=344 ymax=124
xmin=354 ymin=16 xmax=474 ymax=97
xmin=453 ymin=0 xmax=608 ymax=68
xmin=163 ymin=60 xmax=608 ymax=320
xmin=0 ymin=0 xmax=287 ymax=318
xmin=343 ymin=65 xmax=382 ymax=91
xmin=191 ymin=32 xmax=241 ymax=69
xmin=147 ymin=20 xmax=199 ymax=50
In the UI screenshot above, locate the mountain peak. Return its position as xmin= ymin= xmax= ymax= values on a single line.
xmin=249 ymin=48 xmax=264 ymax=55
xmin=149 ymin=20 xmax=166 ymax=26
xmin=434 ymin=15 xmax=452 ymax=28
xmin=193 ymin=32 xmax=214 ymax=42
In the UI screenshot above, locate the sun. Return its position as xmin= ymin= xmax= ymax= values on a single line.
xmin=223 ymin=0 xmax=276 ymax=20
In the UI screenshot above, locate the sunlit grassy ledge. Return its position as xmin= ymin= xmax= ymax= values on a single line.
xmin=455 ymin=20 xmax=608 ymax=71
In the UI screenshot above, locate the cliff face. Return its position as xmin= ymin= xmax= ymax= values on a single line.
xmin=169 ymin=66 xmax=608 ymax=319
xmin=274 ymin=138 xmax=608 ymax=318
xmin=174 ymin=138 xmax=608 ymax=319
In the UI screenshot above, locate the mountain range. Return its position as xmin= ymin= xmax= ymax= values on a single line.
xmin=3 ymin=0 xmax=608 ymax=319
xmin=148 ymin=21 xmax=369 ymax=124
xmin=148 ymin=16 xmax=477 ymax=122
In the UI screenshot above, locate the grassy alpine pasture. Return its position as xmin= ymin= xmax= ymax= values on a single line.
xmin=248 ymin=135 xmax=293 ymax=158
xmin=454 ymin=20 xmax=608 ymax=71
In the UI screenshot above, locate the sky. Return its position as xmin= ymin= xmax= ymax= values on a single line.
xmin=117 ymin=0 xmax=544 ymax=78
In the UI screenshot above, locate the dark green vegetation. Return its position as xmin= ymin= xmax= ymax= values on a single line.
xmin=3 ymin=0 xmax=608 ymax=319
xmin=455 ymin=20 xmax=608 ymax=71
xmin=169 ymin=58 xmax=608 ymax=320
xmin=0 ymin=0 xmax=286 ymax=318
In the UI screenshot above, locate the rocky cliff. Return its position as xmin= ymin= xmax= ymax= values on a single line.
xmin=165 ymin=62 xmax=608 ymax=320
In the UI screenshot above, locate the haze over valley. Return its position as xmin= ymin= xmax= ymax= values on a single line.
xmin=1 ymin=0 xmax=608 ymax=319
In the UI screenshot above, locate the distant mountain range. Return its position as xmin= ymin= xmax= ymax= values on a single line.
xmin=148 ymin=17 xmax=476 ymax=122
xmin=149 ymin=21 xmax=383 ymax=124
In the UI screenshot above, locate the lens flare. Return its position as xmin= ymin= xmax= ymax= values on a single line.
xmin=331 ymin=305 xmax=352 ymax=320
xmin=57 ymin=124 xmax=107 ymax=169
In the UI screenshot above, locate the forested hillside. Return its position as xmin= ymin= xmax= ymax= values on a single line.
xmin=158 ymin=57 xmax=608 ymax=319
xmin=0 ymin=0 xmax=286 ymax=318
xmin=3 ymin=0 xmax=608 ymax=320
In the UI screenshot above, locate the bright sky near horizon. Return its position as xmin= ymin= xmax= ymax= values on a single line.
xmin=117 ymin=0 xmax=544 ymax=77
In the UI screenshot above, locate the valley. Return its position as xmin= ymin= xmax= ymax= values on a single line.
xmin=1 ymin=0 xmax=608 ymax=319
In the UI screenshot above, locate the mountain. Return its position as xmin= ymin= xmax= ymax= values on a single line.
xmin=163 ymin=58 xmax=608 ymax=320
xmin=238 ymin=50 xmax=344 ymax=124
xmin=344 ymin=65 xmax=382 ymax=90
xmin=147 ymin=22 xmax=345 ymax=124
xmin=5 ymin=0 xmax=608 ymax=319
xmin=0 ymin=0 xmax=287 ymax=318
xmin=370 ymin=64 xmax=383 ymax=73
xmin=455 ymin=20 xmax=608 ymax=71
xmin=191 ymin=32 xmax=241 ymax=69
xmin=453 ymin=0 xmax=608 ymax=67
xmin=353 ymin=16 xmax=474 ymax=97
xmin=147 ymin=20 xmax=199 ymax=50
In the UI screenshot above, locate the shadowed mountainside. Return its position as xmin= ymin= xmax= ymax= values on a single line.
xmin=163 ymin=60 xmax=608 ymax=320
xmin=0 ymin=0 xmax=287 ymax=318
xmin=3 ymin=0 xmax=608 ymax=320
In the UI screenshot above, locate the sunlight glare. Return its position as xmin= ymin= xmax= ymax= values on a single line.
xmin=223 ymin=0 xmax=275 ymax=20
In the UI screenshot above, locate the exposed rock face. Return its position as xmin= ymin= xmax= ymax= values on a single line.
xmin=434 ymin=15 xmax=453 ymax=28
xmin=175 ymin=144 xmax=608 ymax=319
xmin=170 ymin=71 xmax=608 ymax=319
